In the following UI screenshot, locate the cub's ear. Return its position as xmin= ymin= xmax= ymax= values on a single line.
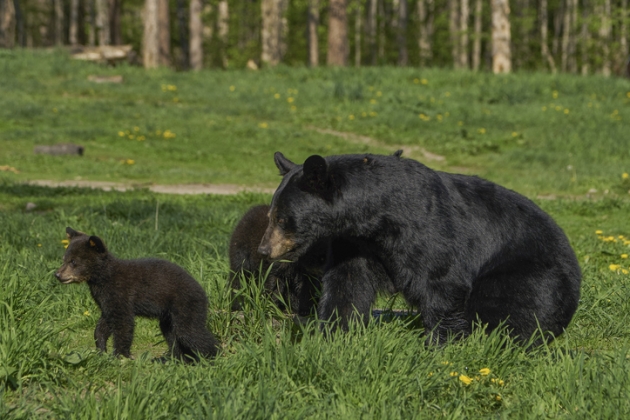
xmin=299 ymin=155 xmax=330 ymax=198
xmin=274 ymin=152 xmax=297 ymax=176
xmin=392 ymin=149 xmax=403 ymax=158
xmin=66 ymin=227 xmax=84 ymax=239
xmin=87 ymin=236 xmax=107 ymax=254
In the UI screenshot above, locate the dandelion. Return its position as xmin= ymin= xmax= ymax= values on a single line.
xmin=595 ymin=230 xmax=603 ymax=235
xmin=414 ymin=78 xmax=420 ymax=84
xmin=621 ymin=254 xmax=628 ymax=259
xmin=445 ymin=112 xmax=450 ymax=117
xmin=603 ymin=236 xmax=616 ymax=242
xmin=552 ymin=90 xmax=558 ymax=99
xmin=479 ymin=368 xmax=491 ymax=376
xmin=609 ymin=264 xmax=621 ymax=271
xmin=37 ymin=244 xmax=42 ymax=247
xmin=450 ymin=371 xmax=458 ymax=377
xmin=459 ymin=375 xmax=473 ymax=385
xmin=421 ymin=79 xmax=428 ymax=85
xmin=118 ymin=131 xmax=125 ymax=137
xmin=445 ymin=92 xmax=451 ymax=97
xmin=369 ymin=111 xmax=377 ymax=117
xmin=436 ymin=114 xmax=443 ymax=122
xmin=0 ymin=165 xmax=19 ymax=174
xmin=133 ymin=127 xmax=139 ymax=132
xmin=458 ymin=121 xmax=464 ymax=126
xmin=361 ymin=112 xmax=367 ymax=117
xmin=441 ymin=361 xmax=450 ymax=365
xmin=137 ymin=136 xmax=146 ymax=141
xmin=126 ymin=159 xmax=135 ymax=165
xmin=491 ymin=378 xmax=505 ymax=386
xmin=61 ymin=239 xmax=69 ymax=249
xmin=370 ymin=99 xmax=377 ymax=104
xmin=428 ymin=372 xmax=434 ymax=377
xmin=156 ymin=130 xmax=162 ymax=136
xmin=84 ymin=310 xmax=90 ymax=316
xmin=291 ymin=105 xmax=297 ymax=111
xmin=128 ymin=135 xmax=135 ymax=140
xmin=623 ymin=173 xmax=629 ymax=180
xmin=173 ymin=97 xmax=179 ymax=103
xmin=478 ymin=128 xmax=486 ymax=134
xmin=167 ymin=85 xmax=177 ymax=91
xmin=229 ymin=86 xmax=235 ymax=92
xmin=627 ymin=92 xmax=630 ymax=98
xmin=274 ymin=93 xmax=280 ymax=99
xmin=542 ymin=106 xmax=547 ymax=111
xmin=287 ymin=97 xmax=294 ymax=103
xmin=259 ymin=122 xmax=268 ymax=129
xmin=376 ymin=91 xmax=382 ymax=97
xmin=496 ymin=395 xmax=502 ymax=401
xmin=564 ymin=109 xmax=570 ymax=114
xmin=555 ymin=106 xmax=562 ymax=111
xmin=419 ymin=113 xmax=430 ymax=121
xmin=349 ymin=115 xmax=355 ymax=120
xmin=163 ymin=130 xmax=176 ymax=139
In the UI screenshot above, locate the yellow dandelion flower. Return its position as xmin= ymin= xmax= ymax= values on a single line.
xmin=445 ymin=92 xmax=451 ymax=97
xmin=287 ymin=97 xmax=294 ymax=103
xmin=126 ymin=159 xmax=135 ymax=165
xmin=84 ymin=310 xmax=90 ymax=316
xmin=564 ymin=109 xmax=570 ymax=114
xmin=414 ymin=78 xmax=420 ymax=84
xmin=623 ymin=269 xmax=629 ymax=274
xmin=274 ymin=93 xmax=280 ymax=99
xmin=376 ymin=91 xmax=382 ymax=97
xmin=229 ymin=86 xmax=235 ymax=92
xmin=512 ymin=132 xmax=518 ymax=137
xmin=552 ymin=90 xmax=558 ymax=99
xmin=478 ymin=128 xmax=486 ymax=134
xmin=627 ymin=92 xmax=630 ymax=98
xmin=61 ymin=239 xmax=69 ymax=249
xmin=163 ymin=130 xmax=176 ymax=139
xmin=421 ymin=79 xmax=428 ymax=85
xmin=450 ymin=371 xmax=458 ymax=377
xmin=610 ymin=264 xmax=621 ymax=271
xmin=458 ymin=121 xmax=464 ymax=126
xmin=436 ymin=114 xmax=443 ymax=122
xmin=37 ymin=244 xmax=42 ymax=247
xmin=156 ymin=130 xmax=162 ymax=136
xmin=361 ymin=112 xmax=367 ymax=117
xmin=348 ymin=115 xmax=355 ymax=120
xmin=459 ymin=375 xmax=473 ymax=385
xmin=133 ymin=127 xmax=139 ymax=132
xmin=621 ymin=254 xmax=628 ymax=259
xmin=259 ymin=122 xmax=268 ymax=129
xmin=542 ymin=106 xmax=547 ymax=111
xmin=167 ymin=85 xmax=177 ymax=91
xmin=496 ymin=394 xmax=502 ymax=401
xmin=428 ymin=372 xmax=434 ymax=377
xmin=596 ymin=230 xmax=603 ymax=235
xmin=623 ymin=173 xmax=629 ymax=180
xmin=291 ymin=105 xmax=297 ymax=111
xmin=172 ymin=97 xmax=179 ymax=103
xmin=369 ymin=111 xmax=377 ymax=117
xmin=479 ymin=368 xmax=491 ymax=376
xmin=445 ymin=112 xmax=450 ymax=117
xmin=128 ymin=135 xmax=135 ymax=140
xmin=370 ymin=99 xmax=377 ymax=104
xmin=137 ymin=136 xmax=146 ymax=141
xmin=118 ymin=131 xmax=125 ymax=137
xmin=441 ymin=361 xmax=450 ymax=365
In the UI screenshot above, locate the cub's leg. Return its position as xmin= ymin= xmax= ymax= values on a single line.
xmin=94 ymin=316 xmax=112 ymax=352
xmin=110 ymin=311 xmax=135 ymax=358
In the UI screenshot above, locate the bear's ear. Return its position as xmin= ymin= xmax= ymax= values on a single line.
xmin=274 ymin=152 xmax=297 ymax=176
xmin=392 ymin=149 xmax=403 ymax=158
xmin=299 ymin=155 xmax=330 ymax=198
xmin=66 ymin=227 xmax=84 ymax=240
xmin=87 ymin=236 xmax=107 ymax=254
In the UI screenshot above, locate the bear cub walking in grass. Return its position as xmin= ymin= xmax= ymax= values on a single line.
xmin=259 ymin=152 xmax=582 ymax=345
xmin=229 ymin=204 xmax=324 ymax=316
xmin=56 ymin=227 xmax=219 ymax=362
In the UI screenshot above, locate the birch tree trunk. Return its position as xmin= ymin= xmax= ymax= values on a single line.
xmin=397 ymin=0 xmax=408 ymax=65
xmin=69 ymin=0 xmax=79 ymax=45
xmin=569 ymin=0 xmax=578 ymax=72
xmin=189 ymin=0 xmax=203 ymax=70
xmin=598 ymin=0 xmax=611 ymax=76
xmin=460 ymin=0 xmax=469 ymax=68
xmin=217 ymin=0 xmax=228 ymax=68
xmin=472 ymin=0 xmax=482 ymax=70
xmin=176 ymin=0 xmax=188 ymax=68
xmin=308 ymin=0 xmax=319 ymax=66
xmin=0 ymin=0 xmax=16 ymax=48
xmin=97 ymin=0 xmax=110 ymax=45
xmin=158 ymin=0 xmax=170 ymax=65
xmin=378 ymin=0 xmax=385 ymax=61
xmin=620 ymin=0 xmax=628 ymax=62
xmin=327 ymin=0 xmax=348 ymax=66
xmin=368 ymin=0 xmax=377 ymax=64
xmin=540 ymin=0 xmax=557 ymax=72
xmin=580 ymin=0 xmax=589 ymax=74
xmin=561 ymin=0 xmax=571 ymax=72
xmin=54 ymin=0 xmax=63 ymax=45
xmin=110 ymin=0 xmax=122 ymax=45
xmin=262 ymin=0 xmax=286 ymax=66
xmin=491 ymin=0 xmax=511 ymax=73
xmin=88 ymin=0 xmax=96 ymax=46
xmin=14 ymin=0 xmax=24 ymax=46
xmin=355 ymin=0 xmax=361 ymax=66
xmin=449 ymin=0 xmax=459 ymax=68
xmin=143 ymin=0 xmax=160 ymax=68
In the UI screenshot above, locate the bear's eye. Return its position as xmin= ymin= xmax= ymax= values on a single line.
xmin=278 ymin=218 xmax=286 ymax=227
xmin=70 ymin=260 xmax=77 ymax=267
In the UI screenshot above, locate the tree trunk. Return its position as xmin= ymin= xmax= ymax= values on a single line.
xmin=539 ymin=0 xmax=556 ymax=72
xmin=327 ymin=0 xmax=348 ymax=66
xmin=88 ymin=0 xmax=96 ymax=46
xmin=158 ymin=0 xmax=170 ymax=65
xmin=54 ymin=0 xmax=63 ymax=45
xmin=598 ymin=0 xmax=611 ymax=76
xmin=176 ymin=0 xmax=188 ymax=69
xmin=397 ymin=0 xmax=408 ymax=65
xmin=472 ymin=0 xmax=482 ymax=70
xmin=97 ymin=0 xmax=110 ymax=45
xmin=189 ymin=0 xmax=203 ymax=70
xmin=561 ymin=0 xmax=571 ymax=72
xmin=491 ymin=0 xmax=511 ymax=73
xmin=109 ymin=0 xmax=122 ymax=45
xmin=143 ymin=0 xmax=160 ymax=68
xmin=308 ymin=0 xmax=319 ymax=66
xmin=355 ymin=0 xmax=361 ymax=66
xmin=580 ymin=0 xmax=589 ymax=74
xmin=13 ymin=0 xmax=24 ymax=46
xmin=449 ymin=0 xmax=459 ymax=68
xmin=367 ymin=0 xmax=377 ymax=64
xmin=569 ymin=0 xmax=577 ymax=72
xmin=69 ymin=0 xmax=79 ymax=45
xmin=262 ymin=0 xmax=287 ymax=66
xmin=460 ymin=0 xmax=469 ymax=68
xmin=620 ymin=0 xmax=628 ymax=64
xmin=217 ymin=0 xmax=228 ymax=68
xmin=377 ymin=0 xmax=384 ymax=60
xmin=0 ymin=0 xmax=16 ymax=48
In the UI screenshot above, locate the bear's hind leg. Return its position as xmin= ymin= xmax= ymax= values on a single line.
xmin=111 ymin=312 xmax=135 ymax=358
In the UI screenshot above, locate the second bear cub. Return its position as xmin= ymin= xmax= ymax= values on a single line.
xmin=56 ymin=227 xmax=219 ymax=361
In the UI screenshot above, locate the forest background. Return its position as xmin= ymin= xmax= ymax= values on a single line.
xmin=0 ymin=0 xmax=629 ymax=76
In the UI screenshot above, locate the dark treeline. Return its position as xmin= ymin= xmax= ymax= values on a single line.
xmin=0 ymin=0 xmax=628 ymax=75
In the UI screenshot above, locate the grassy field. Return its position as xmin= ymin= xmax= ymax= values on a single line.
xmin=1 ymin=51 xmax=630 ymax=418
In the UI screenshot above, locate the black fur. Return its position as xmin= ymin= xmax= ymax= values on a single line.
xmin=229 ymin=205 xmax=323 ymax=316
xmin=259 ymin=153 xmax=582 ymax=345
xmin=56 ymin=227 xmax=219 ymax=361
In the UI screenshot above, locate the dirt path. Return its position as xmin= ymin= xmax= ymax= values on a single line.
xmin=27 ymin=180 xmax=276 ymax=195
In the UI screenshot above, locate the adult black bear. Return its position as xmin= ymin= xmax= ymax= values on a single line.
xmin=56 ymin=227 xmax=219 ymax=361
xmin=228 ymin=204 xmax=324 ymax=316
xmin=258 ymin=152 xmax=582 ymax=345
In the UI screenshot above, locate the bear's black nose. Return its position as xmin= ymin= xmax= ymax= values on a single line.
xmin=54 ymin=272 xmax=61 ymax=280
xmin=258 ymin=244 xmax=270 ymax=257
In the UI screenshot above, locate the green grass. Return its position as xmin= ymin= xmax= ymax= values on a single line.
xmin=1 ymin=50 xmax=629 ymax=196
xmin=2 ymin=50 xmax=630 ymax=418
xmin=1 ymin=184 xmax=630 ymax=418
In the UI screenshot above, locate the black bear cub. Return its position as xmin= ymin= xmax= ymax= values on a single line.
xmin=259 ymin=152 xmax=582 ymax=345
xmin=56 ymin=227 xmax=219 ymax=362
xmin=229 ymin=204 xmax=324 ymax=316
